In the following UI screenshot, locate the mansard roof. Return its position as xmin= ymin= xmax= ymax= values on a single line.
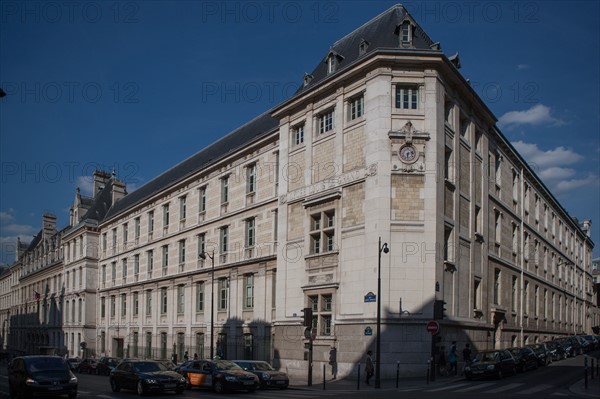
xmin=296 ymin=4 xmax=436 ymax=94
xmin=103 ymin=112 xmax=278 ymax=222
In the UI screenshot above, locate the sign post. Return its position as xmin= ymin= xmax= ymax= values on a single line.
xmin=426 ymin=321 xmax=440 ymax=382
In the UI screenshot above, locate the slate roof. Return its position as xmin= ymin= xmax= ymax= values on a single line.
xmin=81 ymin=180 xmax=117 ymax=222
xmin=296 ymin=4 xmax=436 ymax=94
xmin=104 ymin=112 xmax=278 ymax=222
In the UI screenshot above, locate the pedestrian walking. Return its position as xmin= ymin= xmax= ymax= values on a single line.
xmin=365 ymin=350 xmax=374 ymax=385
xmin=448 ymin=341 xmax=458 ymax=376
xmin=462 ymin=343 xmax=472 ymax=365
xmin=184 ymin=351 xmax=189 ymax=361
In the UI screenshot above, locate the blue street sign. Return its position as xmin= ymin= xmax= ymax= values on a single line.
xmin=364 ymin=292 xmax=376 ymax=302
xmin=365 ymin=326 xmax=373 ymax=336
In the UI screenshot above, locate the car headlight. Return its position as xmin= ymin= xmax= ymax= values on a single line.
xmin=225 ymin=376 xmax=238 ymax=382
xmin=25 ymin=377 xmax=39 ymax=385
xmin=486 ymin=365 xmax=495 ymax=370
xmin=260 ymin=373 xmax=271 ymax=380
xmin=464 ymin=366 xmax=470 ymax=372
xmin=145 ymin=379 xmax=158 ymax=384
xmin=180 ymin=377 xmax=186 ymax=382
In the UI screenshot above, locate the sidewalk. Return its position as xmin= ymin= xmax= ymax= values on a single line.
xmin=289 ymin=372 xmax=465 ymax=391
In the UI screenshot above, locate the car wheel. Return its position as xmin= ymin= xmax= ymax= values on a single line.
xmin=68 ymin=392 xmax=77 ymax=399
xmin=176 ymin=388 xmax=184 ymax=394
xmin=110 ymin=378 xmax=120 ymax=392
xmin=137 ymin=381 xmax=145 ymax=396
xmin=214 ymin=380 xmax=225 ymax=394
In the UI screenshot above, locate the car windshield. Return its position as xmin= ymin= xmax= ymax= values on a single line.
xmin=252 ymin=362 xmax=274 ymax=371
xmin=476 ymin=352 xmax=498 ymax=362
xmin=134 ymin=362 xmax=168 ymax=372
xmin=27 ymin=357 xmax=69 ymax=372
xmin=214 ymin=360 xmax=243 ymax=371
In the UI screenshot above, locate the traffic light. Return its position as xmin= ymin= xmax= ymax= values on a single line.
xmin=433 ymin=300 xmax=447 ymax=320
xmin=301 ymin=307 xmax=313 ymax=328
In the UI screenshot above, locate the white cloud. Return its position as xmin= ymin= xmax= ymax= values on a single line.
xmin=498 ymin=104 xmax=565 ymax=129
xmin=555 ymin=175 xmax=600 ymax=192
xmin=76 ymin=175 xmax=94 ymax=196
xmin=1 ymin=223 xmax=37 ymax=236
xmin=0 ymin=211 xmax=14 ymax=222
xmin=512 ymin=141 xmax=582 ymax=168
xmin=538 ymin=167 xmax=576 ymax=181
xmin=517 ymin=64 xmax=530 ymax=70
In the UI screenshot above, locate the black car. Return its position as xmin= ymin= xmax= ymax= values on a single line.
xmin=109 ymin=359 xmax=186 ymax=395
xmin=8 ymin=355 xmax=78 ymax=398
xmin=464 ymin=349 xmax=517 ymax=380
xmin=66 ymin=358 xmax=80 ymax=372
xmin=174 ymin=359 xmax=258 ymax=393
xmin=561 ymin=336 xmax=582 ymax=357
xmin=546 ymin=340 xmax=567 ymax=361
xmin=507 ymin=347 xmax=538 ymax=372
xmin=232 ymin=360 xmax=289 ymax=389
xmin=96 ymin=357 xmax=120 ymax=376
xmin=527 ymin=343 xmax=550 ymax=366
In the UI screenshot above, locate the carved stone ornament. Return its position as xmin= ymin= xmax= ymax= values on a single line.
xmin=400 ymin=121 xmax=416 ymax=144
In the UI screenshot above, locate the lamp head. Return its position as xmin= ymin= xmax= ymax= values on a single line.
xmin=382 ymin=243 xmax=389 ymax=254
xmin=199 ymin=252 xmax=206 ymax=260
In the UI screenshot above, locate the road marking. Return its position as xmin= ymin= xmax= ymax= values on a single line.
xmin=518 ymin=384 xmax=553 ymax=394
xmin=484 ymin=382 xmax=525 ymax=393
xmin=426 ymin=382 xmax=471 ymax=391
xmin=550 ymin=393 xmax=568 ymax=396
xmin=454 ymin=382 xmax=496 ymax=392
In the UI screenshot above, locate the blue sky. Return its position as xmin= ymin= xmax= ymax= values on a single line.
xmin=1 ymin=0 xmax=599 ymax=264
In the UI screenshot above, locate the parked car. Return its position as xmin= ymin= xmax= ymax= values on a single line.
xmin=546 ymin=340 xmax=567 ymax=361
xmin=507 ymin=347 xmax=538 ymax=372
xmin=583 ymin=335 xmax=599 ymax=350
xmin=8 ymin=355 xmax=78 ymax=398
xmin=77 ymin=358 xmax=98 ymax=374
xmin=576 ymin=335 xmax=592 ymax=352
xmin=232 ymin=360 xmax=289 ymax=389
xmin=109 ymin=359 xmax=186 ymax=395
xmin=174 ymin=359 xmax=258 ymax=393
xmin=156 ymin=359 xmax=177 ymax=371
xmin=561 ymin=336 xmax=582 ymax=357
xmin=527 ymin=343 xmax=550 ymax=366
xmin=66 ymin=358 xmax=80 ymax=372
xmin=464 ymin=349 xmax=517 ymax=380
xmin=96 ymin=357 xmax=120 ymax=376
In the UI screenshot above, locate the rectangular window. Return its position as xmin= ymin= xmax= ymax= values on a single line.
xmin=111 ymin=262 xmax=116 ymax=282
xmin=246 ymin=164 xmax=256 ymax=194
xmin=195 ymin=281 xmax=204 ymax=312
xmin=511 ymin=276 xmax=517 ymax=312
xmin=220 ymin=226 xmax=229 ymax=253
xmin=133 ymin=292 xmax=139 ymax=316
xmin=218 ymin=278 xmax=229 ymax=310
xmin=245 ymin=218 xmax=255 ymax=248
xmin=122 ymin=258 xmax=128 ymax=280
xmin=134 ymin=255 xmax=139 ymax=276
xmin=459 ymin=114 xmax=469 ymax=140
xmin=121 ymin=294 xmax=127 ymax=317
xmin=244 ymin=274 xmax=254 ymax=309
xmin=195 ymin=333 xmax=204 ymax=359
xmin=147 ymin=250 xmax=154 ymax=273
xmin=102 ymin=233 xmax=107 ymax=252
xmin=493 ymin=269 xmax=501 ymax=304
xmin=160 ymin=332 xmax=167 ymax=360
xmin=221 ymin=177 xmax=229 ymax=203
xmin=349 ymin=95 xmax=364 ymax=120
xmin=163 ymin=204 xmax=169 ymax=228
xmin=473 ymin=279 xmax=481 ymax=309
xmin=318 ymin=110 xmax=334 ymax=134
xmin=112 ymin=229 xmax=117 ymax=249
xmin=123 ymin=223 xmax=128 ymax=245
xmin=395 ymin=86 xmax=419 ymax=110
xmin=134 ymin=217 xmax=140 ymax=241
xmin=310 ymin=210 xmax=335 ymax=254
xmin=148 ymin=211 xmax=154 ymax=233
xmin=197 ymin=234 xmax=205 ymax=259
xmin=293 ymin=124 xmax=304 ymax=146
xmin=177 ymin=285 xmax=185 ymax=314
xmin=102 ymin=265 xmax=106 ymax=284
xmin=132 ymin=332 xmax=139 ymax=358
xmin=180 ymin=196 xmax=187 ymax=220
xmin=199 ymin=186 xmax=207 ymax=213
xmin=160 ymin=287 xmax=168 ymax=314
xmin=534 ymin=285 xmax=539 ymax=316
xmin=146 ymin=290 xmax=152 ymax=316
xmin=162 ymin=245 xmax=168 ymax=270
xmin=110 ymin=296 xmax=115 ymax=317
xmin=100 ymin=297 xmax=106 ymax=318
xmin=179 ymin=240 xmax=186 ymax=265
xmin=524 ymin=281 xmax=529 ymax=314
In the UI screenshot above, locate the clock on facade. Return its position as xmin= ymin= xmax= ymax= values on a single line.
xmin=399 ymin=144 xmax=418 ymax=163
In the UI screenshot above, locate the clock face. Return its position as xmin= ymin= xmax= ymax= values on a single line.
xmin=399 ymin=145 xmax=417 ymax=163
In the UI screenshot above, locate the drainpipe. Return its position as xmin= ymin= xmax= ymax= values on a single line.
xmin=519 ymin=167 xmax=525 ymax=346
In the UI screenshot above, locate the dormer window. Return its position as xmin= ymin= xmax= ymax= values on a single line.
xmin=303 ymin=73 xmax=313 ymax=87
xmin=359 ymin=39 xmax=369 ymax=55
xmin=396 ymin=19 xmax=415 ymax=47
xmin=327 ymin=55 xmax=336 ymax=74
xmin=401 ymin=23 xmax=411 ymax=43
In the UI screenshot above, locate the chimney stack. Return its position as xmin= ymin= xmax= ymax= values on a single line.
xmin=93 ymin=170 xmax=112 ymax=196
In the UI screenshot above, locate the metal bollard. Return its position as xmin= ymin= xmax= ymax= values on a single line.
xmin=584 ymin=355 xmax=588 ymax=389
xmin=592 ymin=358 xmax=595 ymax=379
xmin=357 ymin=364 xmax=361 ymax=391
xmin=396 ymin=361 xmax=399 ymax=389
xmin=323 ymin=363 xmax=326 ymax=390
xmin=426 ymin=360 xmax=430 ymax=385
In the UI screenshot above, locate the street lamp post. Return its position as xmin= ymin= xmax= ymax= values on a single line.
xmin=199 ymin=250 xmax=215 ymax=359
xmin=376 ymin=237 xmax=389 ymax=389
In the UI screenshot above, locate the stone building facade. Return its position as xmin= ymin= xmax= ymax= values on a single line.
xmin=0 ymin=4 xmax=597 ymax=380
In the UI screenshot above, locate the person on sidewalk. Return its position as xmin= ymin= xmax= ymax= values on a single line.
xmin=462 ymin=344 xmax=472 ymax=365
xmin=437 ymin=346 xmax=447 ymax=376
xmin=365 ymin=350 xmax=374 ymax=385
xmin=448 ymin=341 xmax=458 ymax=376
